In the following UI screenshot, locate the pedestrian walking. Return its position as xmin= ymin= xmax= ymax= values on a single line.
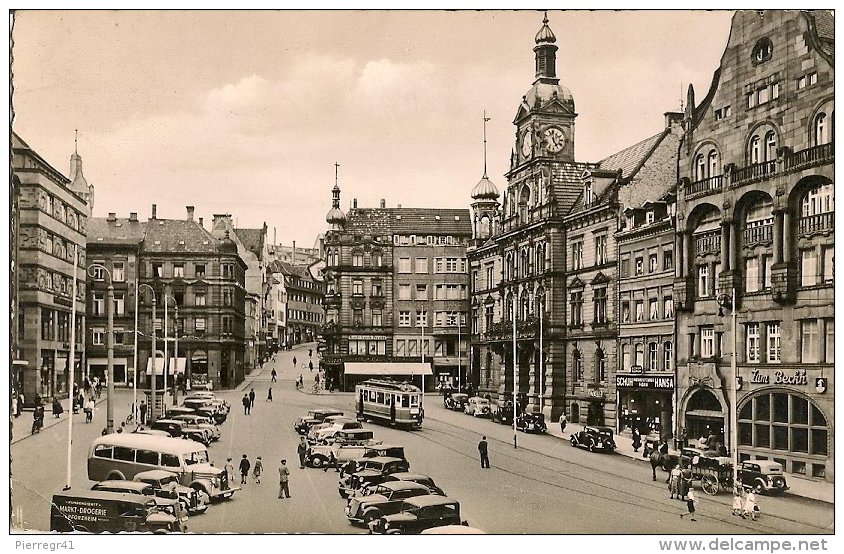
xmin=139 ymin=400 xmax=147 ymax=425
xmin=632 ymin=427 xmax=642 ymax=452
xmin=669 ymin=465 xmax=681 ymax=499
xmin=271 ymin=368 xmax=277 ymax=382
xmin=478 ymin=436 xmax=490 ymax=468
xmin=16 ymin=393 xmax=23 ymax=417
xmin=292 ymin=356 xmax=297 ymax=368
xmin=224 ymin=458 xmax=235 ymax=481
xmin=742 ymin=490 xmax=758 ymax=521
xmin=239 ymin=454 xmax=251 ymax=484
xmin=558 ymin=411 xmax=567 ymax=433
xmin=308 ymin=349 xmax=312 ymax=358
xmin=732 ymin=488 xmax=744 ymax=516
xmin=249 ymin=388 xmax=256 ymax=409
xmin=278 ymin=459 xmax=291 ymax=498
xmin=308 ymin=360 xmax=314 ymax=372
xmin=267 ymin=387 xmax=273 ymax=401
xmin=680 ymin=489 xmax=697 ymax=521
xmin=32 ymin=403 xmax=45 ymax=434
xmin=242 ymin=394 xmax=251 ymax=415
xmin=11 ymin=395 xmax=18 ymax=418
xmin=85 ymin=397 xmax=94 ymax=423
xmin=253 ymin=457 xmax=264 ymax=483
xmin=679 ymin=465 xmax=693 ymax=500
xmin=298 ymin=374 xmax=303 ymax=388
xmin=297 ymin=436 xmax=308 ymax=469
xmin=52 ymin=397 xmax=64 ymax=418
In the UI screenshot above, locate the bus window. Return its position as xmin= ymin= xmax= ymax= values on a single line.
xmin=184 ymin=450 xmax=209 ymax=466
xmin=376 ymin=392 xmax=385 ymax=404
xmin=401 ymin=395 xmax=410 ymax=408
xmin=94 ymin=445 xmax=113 ymax=459
xmin=161 ymin=453 xmax=181 ymax=468
xmin=113 ymin=447 xmax=135 ymax=462
xmin=136 ymin=449 xmax=159 ymax=466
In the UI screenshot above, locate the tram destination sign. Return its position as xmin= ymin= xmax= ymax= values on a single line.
xmin=616 ymin=375 xmax=675 ymax=389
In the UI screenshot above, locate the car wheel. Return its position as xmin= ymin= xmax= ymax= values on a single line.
xmin=311 ymin=455 xmax=326 ymax=468
xmin=570 ymin=436 xmax=577 ymax=447
xmin=586 ymin=440 xmax=595 ymax=452
xmin=363 ymin=509 xmax=382 ymax=526
xmin=753 ymin=480 xmax=765 ymax=494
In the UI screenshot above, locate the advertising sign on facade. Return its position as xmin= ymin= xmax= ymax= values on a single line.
xmin=615 ymin=374 xmax=675 ymax=389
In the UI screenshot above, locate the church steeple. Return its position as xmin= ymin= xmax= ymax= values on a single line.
xmin=325 ymin=162 xmax=346 ymax=229
xmin=534 ymin=12 xmax=558 ymax=82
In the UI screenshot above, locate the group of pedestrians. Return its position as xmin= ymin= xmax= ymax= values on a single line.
xmin=226 ymin=454 xmax=291 ymax=499
xmin=242 ymin=389 xmax=256 ymax=415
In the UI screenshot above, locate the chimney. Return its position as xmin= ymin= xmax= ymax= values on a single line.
xmin=198 ymin=217 xmax=204 ymax=227
xmin=293 ymin=241 xmax=296 ymax=263
xmin=129 ymin=212 xmax=138 ymax=222
xmin=380 ymin=198 xmax=386 ymax=208
xmin=397 ymin=204 xmax=402 ymax=209
xmin=151 ymin=204 xmax=157 ymax=220
xmin=107 ymin=212 xmax=117 ymax=222
xmin=186 ymin=205 xmax=195 ymax=221
xmin=664 ymin=111 xmax=684 ymax=129
xmin=353 ymin=198 xmax=358 ymax=209
xmin=273 ymin=227 xmax=277 ymax=246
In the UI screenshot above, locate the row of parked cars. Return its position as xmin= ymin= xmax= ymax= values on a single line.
xmin=293 ymin=408 xmax=482 ymax=534
xmin=443 ymin=394 xmax=548 ymax=434
xmin=51 ymin=392 xmax=235 ymax=533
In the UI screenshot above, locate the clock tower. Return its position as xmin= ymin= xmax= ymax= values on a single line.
xmin=512 ymin=13 xmax=576 ymax=167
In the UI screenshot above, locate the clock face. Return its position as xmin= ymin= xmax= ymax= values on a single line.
xmin=544 ymin=127 xmax=566 ymax=153
xmin=521 ymin=131 xmax=533 ymax=157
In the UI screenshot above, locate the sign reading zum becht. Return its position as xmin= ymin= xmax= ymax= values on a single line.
xmin=615 ymin=375 xmax=675 ymax=389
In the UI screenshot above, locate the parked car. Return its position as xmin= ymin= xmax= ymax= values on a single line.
xmin=738 ymin=460 xmax=789 ymax=494
xmin=338 ymin=457 xmax=410 ymax=498
xmin=516 ymin=412 xmax=547 ymax=434
xmin=338 ymin=445 xmax=407 ymax=476
xmin=133 ymin=469 xmax=209 ymax=514
xmin=171 ymin=414 xmax=221 ymax=442
xmin=133 ymin=428 xmax=172 ymax=438
xmin=182 ymin=399 xmax=226 ymax=424
xmin=90 ymin=480 xmax=188 ymax=530
xmin=309 ymin=419 xmax=363 ymax=443
xmin=444 ymin=393 xmax=469 ymax=411
xmin=421 ymin=525 xmax=486 ymax=534
xmin=368 ymin=495 xmax=465 ymax=534
xmin=570 ymin=426 xmax=616 ymax=452
xmin=381 ymin=472 xmax=445 ymax=496
xmin=464 ymin=397 xmax=491 ymax=417
xmin=345 ymin=481 xmax=434 ymax=526
xmin=149 ymin=419 xmax=212 ymax=446
xmin=491 ymin=401 xmax=520 ymax=425
xmin=294 ymin=409 xmax=345 ymax=435
xmin=164 ymin=406 xmax=197 ymax=418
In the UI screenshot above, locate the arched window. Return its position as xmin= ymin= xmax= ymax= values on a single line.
xmin=750 ymin=135 xmax=762 ymax=164
xmin=707 ymin=150 xmax=719 ymax=178
xmin=765 ymin=131 xmax=777 ymax=161
xmin=371 ymin=250 xmax=382 ymax=267
xmin=479 ymin=215 xmax=491 ymax=239
xmin=535 ymin=243 xmax=545 ymax=273
xmin=506 ymin=253 xmax=513 ymax=281
xmin=519 ymin=185 xmax=531 ymax=223
xmin=520 ymin=293 xmax=530 ymax=321
xmin=595 ymin=348 xmax=606 ymax=382
xmin=802 ymin=183 xmax=835 ymax=217
xmin=814 ymin=113 xmax=830 ymax=145
xmin=663 ymin=341 xmax=673 ymax=370
xmin=521 ymin=248 xmax=530 ymax=277
xmin=573 ymin=348 xmax=583 ymax=381
xmin=695 ymin=154 xmax=706 ymax=181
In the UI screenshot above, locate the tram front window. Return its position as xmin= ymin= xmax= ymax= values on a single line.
xmin=410 ymin=395 xmax=419 ymax=407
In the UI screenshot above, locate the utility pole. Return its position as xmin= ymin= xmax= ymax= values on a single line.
xmin=64 ymin=245 xmax=79 ymax=490
xmin=139 ymin=284 xmax=157 ymax=421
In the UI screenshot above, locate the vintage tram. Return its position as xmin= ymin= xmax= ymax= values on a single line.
xmin=355 ymin=379 xmax=423 ymax=430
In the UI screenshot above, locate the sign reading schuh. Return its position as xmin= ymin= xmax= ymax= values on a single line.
xmin=615 ymin=375 xmax=675 ymax=389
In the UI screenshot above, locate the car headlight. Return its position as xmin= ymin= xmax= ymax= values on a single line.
xmin=383 ymin=521 xmax=390 ymax=530
xmin=212 ymin=476 xmax=220 ymax=488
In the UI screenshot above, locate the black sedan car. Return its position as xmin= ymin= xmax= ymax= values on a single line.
xmin=570 ymin=426 xmax=616 ymax=452
xmin=516 ymin=412 xmax=547 ymax=434
xmin=368 ymin=495 xmax=464 ymax=535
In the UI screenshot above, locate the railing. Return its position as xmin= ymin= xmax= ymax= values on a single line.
xmin=731 ymin=160 xmax=777 ymax=186
xmin=744 ymin=223 xmax=773 ymax=245
xmin=694 ymin=230 xmax=721 ymax=254
xmin=784 ymin=143 xmax=834 ymax=172
xmin=686 ymin=175 xmax=723 ymax=197
xmin=798 ymin=212 xmax=834 ymax=236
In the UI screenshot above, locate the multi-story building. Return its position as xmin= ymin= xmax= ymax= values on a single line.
xmin=674 ymin=10 xmax=834 ymax=481
xmin=323 ymin=187 xmax=471 ymax=391
xmin=279 ymin=261 xmax=325 ymax=346
xmin=270 ymin=241 xmax=321 ymax=266
xmin=85 ymin=212 xmax=146 ymax=385
xmin=616 ymin=189 xmax=678 ymax=440
xmin=13 ymin=133 xmax=89 ymax=399
xmin=137 ymin=205 xmax=248 ymax=390
xmin=210 ymin=215 xmax=269 ymax=368
xmin=266 ymin=261 xmax=287 ymax=352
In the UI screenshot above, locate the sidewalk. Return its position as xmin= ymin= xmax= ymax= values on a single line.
xmin=10 ymin=393 xmax=108 ymax=445
xmin=545 ymin=421 xmax=832 ymax=504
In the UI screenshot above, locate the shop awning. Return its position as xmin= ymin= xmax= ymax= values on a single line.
xmin=344 ymin=362 xmax=433 ymax=376
xmin=145 ymin=357 xmax=186 ymax=375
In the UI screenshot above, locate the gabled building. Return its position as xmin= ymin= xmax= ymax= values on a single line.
xmin=674 ymin=10 xmax=834 ymax=481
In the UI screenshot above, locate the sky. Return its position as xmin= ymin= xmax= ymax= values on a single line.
xmin=11 ymin=9 xmax=735 ymax=248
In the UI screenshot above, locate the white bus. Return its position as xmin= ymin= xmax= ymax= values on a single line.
xmin=88 ymin=433 xmax=239 ymax=501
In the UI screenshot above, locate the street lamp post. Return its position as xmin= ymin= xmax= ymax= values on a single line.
xmin=512 ymin=288 xmax=518 ymax=449
xmin=163 ymin=295 xmax=177 ymax=408
xmin=138 ymin=284 xmax=157 ymax=422
xmin=88 ymin=263 xmax=115 ymax=434
xmin=173 ymin=303 xmax=179 ymax=406
xmin=64 ymin=245 xmax=79 ymax=490
xmin=717 ymin=288 xmax=739 ymax=490
xmin=457 ymin=314 xmax=462 ymax=393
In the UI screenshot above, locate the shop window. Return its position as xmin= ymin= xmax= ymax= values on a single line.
xmin=792 ymin=461 xmax=806 ymax=475
xmin=812 ymin=464 xmax=825 ymax=479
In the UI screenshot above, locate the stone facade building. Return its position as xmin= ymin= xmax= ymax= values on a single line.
xmin=674 ymin=10 xmax=834 ymax=481
xmin=12 ymin=133 xmax=89 ymax=399
xmin=323 ymin=186 xmax=471 ymax=391
xmin=278 ymin=261 xmax=325 ymax=346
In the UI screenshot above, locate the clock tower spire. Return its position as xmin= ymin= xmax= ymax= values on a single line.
xmin=534 ymin=11 xmax=558 ymax=82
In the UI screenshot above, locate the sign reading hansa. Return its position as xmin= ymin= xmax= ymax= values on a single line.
xmin=615 ymin=375 xmax=675 ymax=389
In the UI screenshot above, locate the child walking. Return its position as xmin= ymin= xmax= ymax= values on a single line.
xmin=680 ymin=489 xmax=698 ymax=521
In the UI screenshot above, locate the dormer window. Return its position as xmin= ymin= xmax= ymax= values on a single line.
xmin=584 ymin=182 xmax=593 ymax=206
xmin=645 ymin=210 xmax=655 ymax=225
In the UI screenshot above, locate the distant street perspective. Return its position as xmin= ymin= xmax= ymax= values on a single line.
xmin=9 ymin=9 xmax=835 ymax=535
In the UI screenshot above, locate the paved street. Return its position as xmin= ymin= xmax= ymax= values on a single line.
xmin=10 ymin=344 xmax=833 ymax=534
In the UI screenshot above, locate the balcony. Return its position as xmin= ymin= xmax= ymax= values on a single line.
xmin=744 ymin=223 xmax=773 ymax=246
xmin=685 ymin=175 xmax=723 ymax=199
xmin=798 ymin=212 xmax=834 ymax=237
xmin=784 ymin=143 xmax=834 ymax=172
xmin=730 ymin=160 xmax=777 ymax=187
xmin=693 ymin=230 xmax=721 ymax=255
